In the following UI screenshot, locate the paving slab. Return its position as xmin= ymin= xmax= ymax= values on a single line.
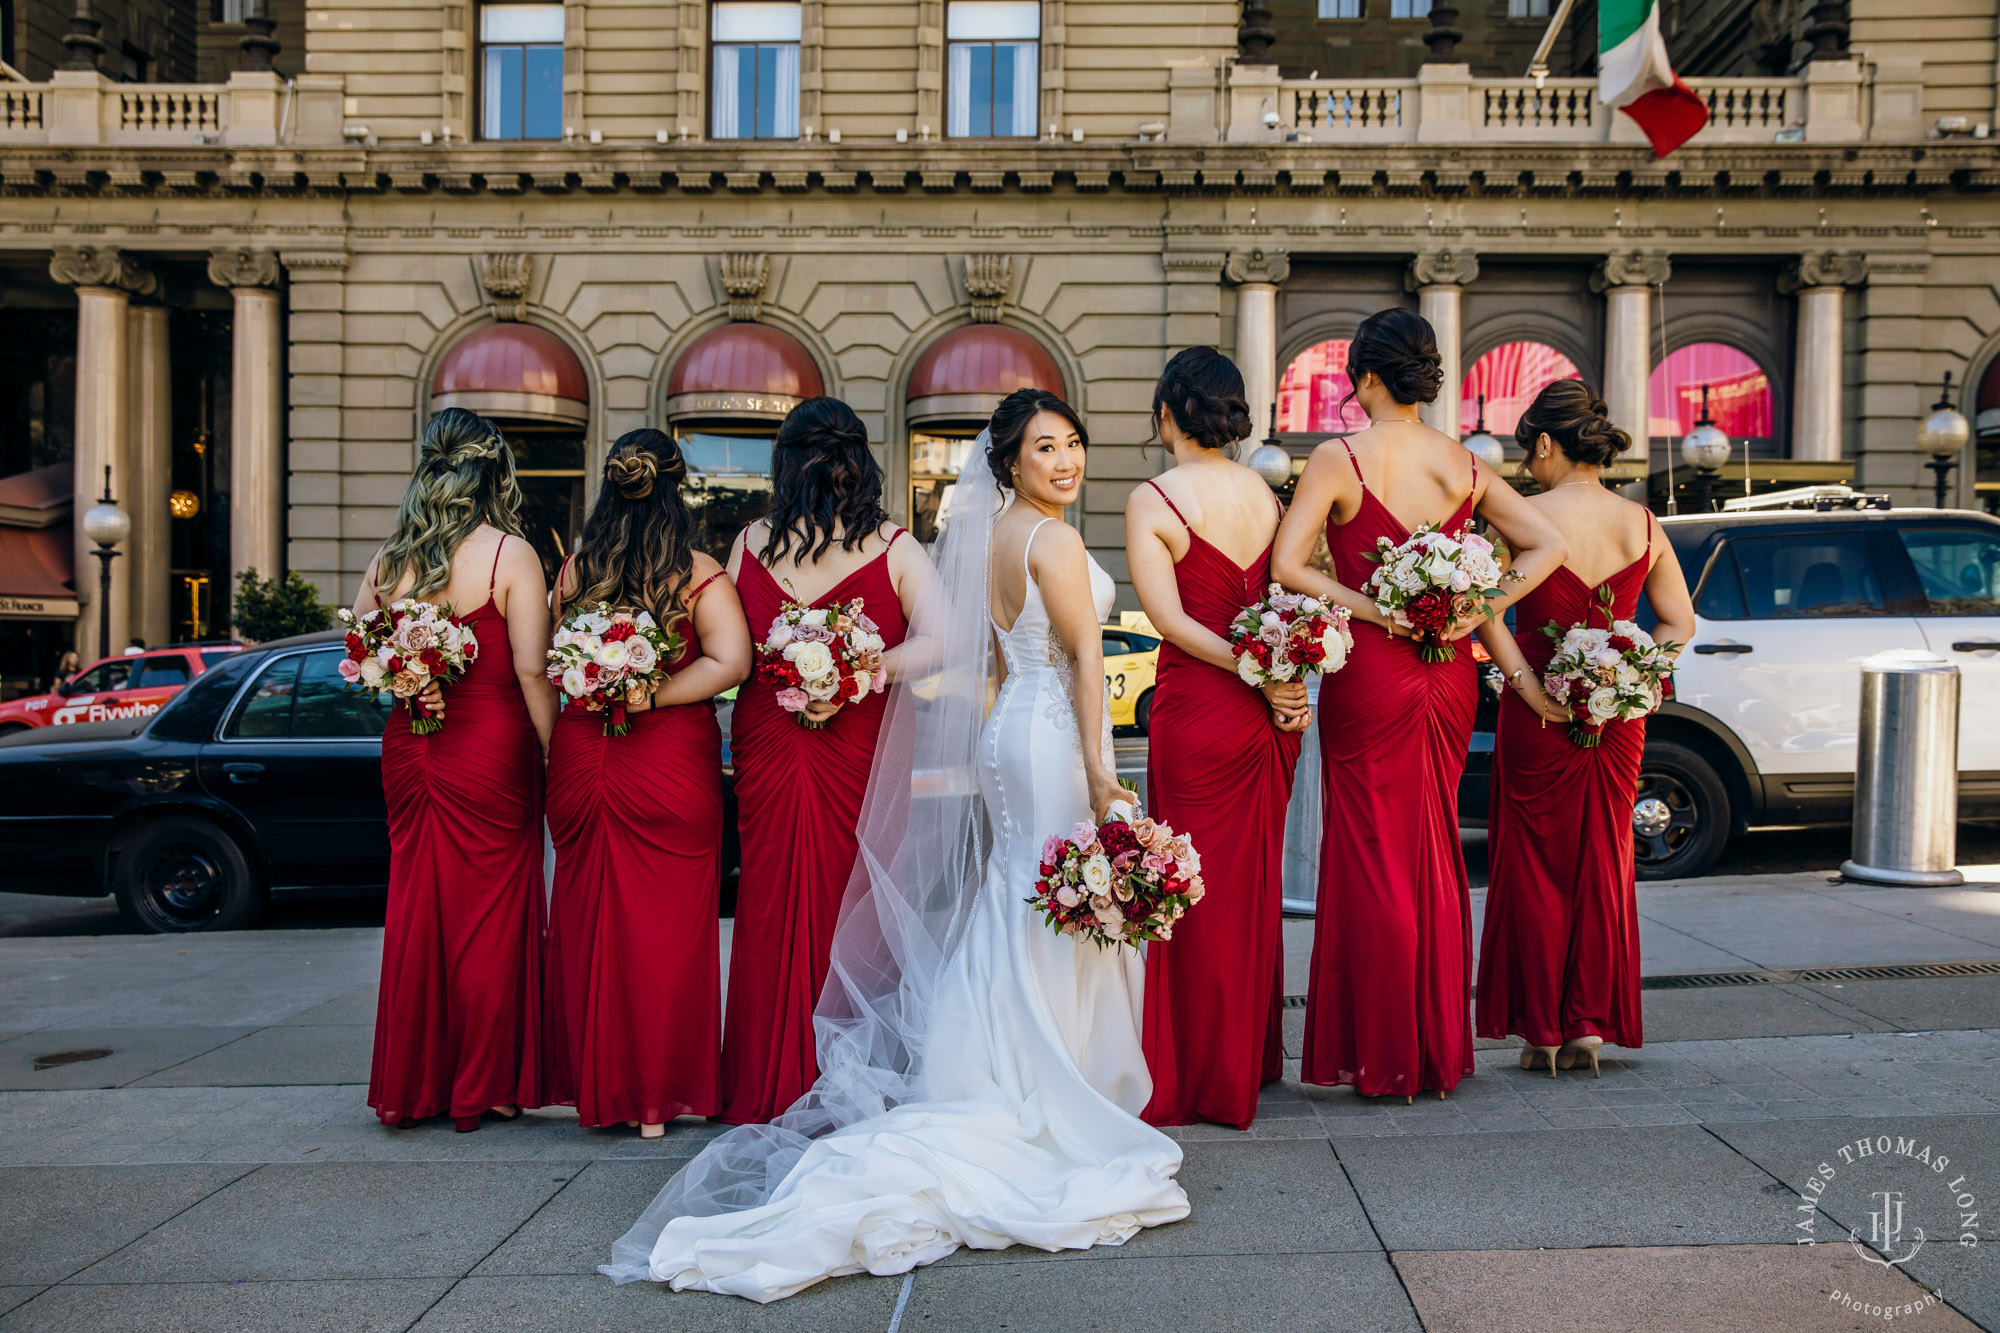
xmin=72 ymin=1162 xmax=575 ymax=1284
xmin=0 ymin=1279 xmax=451 ymax=1333
xmin=277 ymin=986 xmax=379 ymax=1026
xmin=1394 ymin=1244 xmax=1977 ymax=1333
xmin=1804 ymin=976 xmax=2000 ymax=1033
xmin=0 ymin=1292 xmax=39 ymax=1321
xmin=0 ymin=1028 xmax=252 ymax=1091
xmin=1333 ymin=1125 xmax=1786 ymax=1250
xmin=412 ymin=1272 xmax=901 ymax=1332
xmin=474 ymin=1158 xmax=681 ymax=1276
xmin=903 ymin=1251 xmax=1419 ymax=1332
xmin=1640 ymin=984 xmax=1891 ymax=1042
xmin=0 ymin=1164 xmax=252 ymax=1284
xmin=128 ymin=1024 xmax=371 ymax=1088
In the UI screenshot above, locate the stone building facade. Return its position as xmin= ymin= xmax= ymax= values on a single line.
xmin=0 ymin=0 xmax=1996 ymax=688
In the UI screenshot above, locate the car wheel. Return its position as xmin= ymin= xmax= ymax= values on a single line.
xmin=1134 ymin=688 xmax=1154 ymax=736
xmin=114 ymin=817 xmax=265 ymax=933
xmin=1632 ymin=740 xmax=1731 ymax=881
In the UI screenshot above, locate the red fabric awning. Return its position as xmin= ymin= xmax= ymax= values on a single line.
xmin=906 ymin=325 xmax=1066 ymax=422
xmin=431 ymin=323 xmax=590 ymax=425
xmin=0 ymin=523 xmax=77 ymax=618
xmin=0 ymin=462 xmax=73 ymax=529
xmin=666 ymin=323 xmax=824 ymax=421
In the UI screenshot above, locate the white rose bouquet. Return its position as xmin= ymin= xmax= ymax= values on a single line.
xmin=753 ymin=597 xmax=887 ymax=730
xmin=1538 ymin=586 xmax=1681 ymax=748
xmin=544 ymin=602 xmax=683 ymax=737
xmin=1228 ymin=582 xmax=1353 ymax=686
xmin=1360 ymin=524 xmax=1520 ymax=665
xmin=337 ymin=600 xmax=480 ymax=736
xmin=1027 ymin=803 xmax=1205 ymax=951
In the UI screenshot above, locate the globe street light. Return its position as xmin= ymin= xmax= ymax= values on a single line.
xmin=1461 ymin=393 xmax=1505 ymax=473
xmin=1245 ymin=404 xmax=1295 ymax=491
xmin=1679 ymin=384 xmax=1732 ymax=514
xmin=1918 ymin=370 xmax=1972 ymax=510
xmin=81 ymin=465 xmax=131 ymax=659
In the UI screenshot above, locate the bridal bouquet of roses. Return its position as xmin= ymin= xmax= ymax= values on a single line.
xmin=1539 ymin=589 xmax=1679 ymax=748
xmin=1360 ymin=524 xmax=1519 ymax=664
xmin=1028 ymin=803 xmax=1205 ymax=950
xmin=336 ymin=600 xmax=479 ymax=736
xmin=754 ymin=598 xmax=886 ymax=729
xmin=1229 ymin=582 xmax=1353 ymax=686
xmin=546 ymin=603 xmax=683 ymax=737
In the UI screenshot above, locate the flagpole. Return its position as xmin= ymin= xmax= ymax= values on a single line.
xmin=1527 ymin=0 xmax=1580 ymax=86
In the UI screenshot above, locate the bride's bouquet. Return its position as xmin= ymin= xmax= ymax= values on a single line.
xmin=1539 ymin=588 xmax=1680 ymax=748
xmin=1028 ymin=803 xmax=1204 ymax=950
xmin=754 ymin=597 xmax=887 ymax=729
xmin=337 ymin=601 xmax=478 ymax=736
xmin=1229 ymin=583 xmax=1353 ymax=686
xmin=1360 ymin=524 xmax=1518 ymax=664
xmin=546 ymin=603 xmax=683 ymax=737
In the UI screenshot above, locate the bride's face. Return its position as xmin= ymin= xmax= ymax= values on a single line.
xmin=1012 ymin=411 xmax=1085 ymax=509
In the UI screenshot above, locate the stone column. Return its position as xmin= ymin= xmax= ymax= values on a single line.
xmin=1224 ymin=248 xmax=1289 ymax=453
xmin=51 ymin=247 xmax=156 ymax=660
xmin=1406 ymin=249 xmax=1480 ymax=440
xmin=209 ymin=249 xmax=285 ymax=589
xmin=127 ymin=304 xmax=173 ymax=648
xmin=1780 ymin=252 xmax=1865 ymax=462
xmin=1592 ymin=252 xmax=1672 ymax=468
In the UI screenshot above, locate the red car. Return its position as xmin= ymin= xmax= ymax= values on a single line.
xmin=0 ymin=643 xmax=244 ymax=736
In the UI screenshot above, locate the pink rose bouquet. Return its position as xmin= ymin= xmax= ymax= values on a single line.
xmin=753 ymin=597 xmax=887 ymax=729
xmin=1360 ymin=523 xmax=1520 ymax=665
xmin=336 ymin=600 xmax=479 ymax=736
xmin=1538 ymin=584 xmax=1680 ymax=748
xmin=1229 ymin=582 xmax=1353 ymax=686
xmin=1027 ymin=803 xmax=1205 ymax=951
xmin=545 ymin=603 xmax=684 ymax=737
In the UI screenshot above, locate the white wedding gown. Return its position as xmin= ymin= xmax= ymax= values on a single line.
xmin=633 ymin=522 xmax=1189 ymax=1301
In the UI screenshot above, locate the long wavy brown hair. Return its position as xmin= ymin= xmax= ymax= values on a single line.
xmin=570 ymin=429 xmax=697 ymax=633
xmin=376 ymin=407 xmax=526 ymax=600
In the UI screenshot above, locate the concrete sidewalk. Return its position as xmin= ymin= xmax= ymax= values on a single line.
xmin=1 ymin=866 xmax=1996 ymax=1331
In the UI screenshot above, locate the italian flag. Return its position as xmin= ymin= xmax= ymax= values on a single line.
xmin=1599 ymin=0 xmax=1709 ymax=157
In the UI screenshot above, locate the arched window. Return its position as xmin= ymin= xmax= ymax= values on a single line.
xmin=1459 ymin=341 xmax=1582 ymax=436
xmin=1276 ymin=339 xmax=1370 ymax=434
xmin=905 ymin=325 xmax=1066 ymax=543
xmin=1977 ymin=355 xmax=2000 ymax=517
xmin=1648 ymin=343 xmax=1773 ymax=447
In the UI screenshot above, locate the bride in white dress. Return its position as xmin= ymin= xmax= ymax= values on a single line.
xmin=602 ymin=390 xmax=1189 ymax=1302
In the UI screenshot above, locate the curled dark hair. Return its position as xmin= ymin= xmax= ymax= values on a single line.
xmin=1344 ymin=307 xmax=1445 ymax=414
xmin=1151 ymin=346 xmax=1254 ymax=452
xmin=760 ymin=397 xmax=890 ymax=565
xmin=572 ymin=429 xmax=696 ymax=632
xmin=986 ymin=388 xmax=1088 ymax=491
xmin=1514 ymin=378 xmax=1631 ymax=468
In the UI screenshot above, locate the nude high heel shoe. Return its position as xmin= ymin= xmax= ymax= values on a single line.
xmin=1557 ymin=1035 xmax=1604 ymax=1078
xmin=1520 ymin=1044 xmax=1561 ymax=1077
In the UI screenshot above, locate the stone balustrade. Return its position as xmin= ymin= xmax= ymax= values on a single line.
xmin=0 ymin=70 xmax=346 ymax=147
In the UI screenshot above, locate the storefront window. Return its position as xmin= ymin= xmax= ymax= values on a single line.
xmin=910 ymin=430 xmax=980 ymax=544
xmin=1648 ymin=343 xmax=1773 ymax=445
xmin=1276 ymin=339 xmax=1371 ymax=435
xmin=677 ymin=428 xmax=776 ymax=561
xmin=1460 ymin=341 xmax=1582 ymax=437
xmin=505 ymin=427 xmax=587 ymax=585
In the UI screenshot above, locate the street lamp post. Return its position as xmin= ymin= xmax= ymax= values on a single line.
xmin=81 ymin=465 xmax=131 ymax=659
xmin=1918 ymin=371 xmax=1972 ymax=510
xmin=1245 ymin=404 xmax=1295 ymax=492
xmin=1461 ymin=393 xmax=1505 ymax=473
xmin=1679 ymin=384 xmax=1732 ymax=514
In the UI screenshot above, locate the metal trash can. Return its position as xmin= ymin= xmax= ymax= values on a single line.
xmin=1840 ymin=650 xmax=1963 ymax=887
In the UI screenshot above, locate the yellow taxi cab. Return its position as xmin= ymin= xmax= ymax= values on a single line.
xmin=1102 ymin=612 xmax=1162 ymax=733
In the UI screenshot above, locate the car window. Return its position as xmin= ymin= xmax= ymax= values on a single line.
xmin=290 ymin=649 xmax=392 ymax=738
xmin=1693 ymin=543 xmax=1747 ymax=622
xmin=1899 ymin=526 xmax=2000 ymax=616
xmin=1728 ymin=533 xmax=1886 ymax=618
xmin=130 ymin=657 xmax=191 ymax=688
xmin=228 ymin=656 xmax=301 ymax=739
xmin=71 ymin=660 xmax=133 ymax=693
xmin=1123 ymin=632 xmax=1160 ymax=652
xmin=1101 ymin=632 xmax=1130 ymax=656
xmin=150 ymin=651 xmax=260 ymax=743
xmin=200 ymin=650 xmax=239 ymax=670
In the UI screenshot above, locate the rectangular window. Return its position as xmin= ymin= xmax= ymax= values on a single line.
xmin=1728 ymin=533 xmax=1888 ymax=619
xmin=1899 ymin=527 xmax=2000 ymax=615
xmin=712 ymin=3 xmax=802 ymax=140
xmin=947 ymin=1 xmax=1039 ymax=138
xmin=1506 ymin=0 xmax=1551 ymax=16
xmin=213 ymin=0 xmax=255 ymax=22
xmin=481 ymin=4 xmax=564 ymax=141
xmin=1317 ymin=0 xmax=1362 ymax=16
xmin=1389 ymin=0 xmax=1423 ymax=16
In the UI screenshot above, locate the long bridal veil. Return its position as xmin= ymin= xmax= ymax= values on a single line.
xmin=602 ymin=435 xmax=1003 ymax=1282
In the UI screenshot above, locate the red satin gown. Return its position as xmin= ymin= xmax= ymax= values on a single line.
xmin=719 ymin=536 xmax=910 ymax=1124
xmin=1302 ymin=442 xmax=1479 ymax=1097
xmin=1140 ymin=482 xmax=1300 ymax=1128
xmin=1478 ymin=517 xmax=1651 ymax=1052
xmin=544 ymin=571 xmax=729 ymax=1126
xmin=369 ymin=537 xmax=545 ymax=1124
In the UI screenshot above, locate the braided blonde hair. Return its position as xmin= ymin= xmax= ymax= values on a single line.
xmin=376 ymin=407 xmax=526 ymax=600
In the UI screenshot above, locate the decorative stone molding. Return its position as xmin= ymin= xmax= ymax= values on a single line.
xmin=1778 ymin=250 xmax=1867 ymax=293
xmin=1590 ymin=251 xmax=1672 ymax=292
xmin=49 ymin=246 xmax=158 ymax=297
xmin=1405 ymin=248 xmax=1480 ymax=290
xmin=1224 ymin=247 xmax=1290 ymax=287
xmin=206 ymin=247 xmax=280 ymax=290
xmin=281 ymin=251 xmax=351 ymax=274
xmin=721 ymin=252 xmax=768 ymax=321
xmin=1164 ymin=251 xmax=1229 ymax=282
xmin=964 ymin=254 xmax=1012 ymax=323
xmin=480 ymin=253 xmax=533 ymax=321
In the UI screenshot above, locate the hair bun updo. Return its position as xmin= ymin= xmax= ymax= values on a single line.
xmin=1152 ymin=346 xmax=1254 ymax=452
xmin=1345 ymin=307 xmax=1445 ymax=407
xmin=1513 ymin=378 xmax=1632 ymax=468
xmin=606 ymin=451 xmax=659 ymax=500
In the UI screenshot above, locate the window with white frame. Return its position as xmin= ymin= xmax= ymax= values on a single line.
xmin=712 ymin=2 xmax=802 ymax=140
xmin=947 ymin=2 xmax=1039 ymax=138
xmin=481 ymin=4 xmax=564 ymax=141
xmin=1389 ymin=0 xmax=1423 ymax=16
xmin=1507 ymin=0 xmax=1551 ymax=16
xmin=1317 ymin=0 xmax=1362 ymax=16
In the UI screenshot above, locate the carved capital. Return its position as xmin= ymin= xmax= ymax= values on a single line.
xmin=721 ymin=252 xmax=768 ymax=322
xmin=1223 ymin=247 xmax=1290 ymax=287
xmin=1405 ymin=248 xmax=1480 ymax=291
xmin=964 ymin=254 xmax=1012 ymax=323
xmin=479 ymin=253 xmax=532 ymax=321
xmin=206 ymin=247 xmax=281 ymax=291
xmin=1590 ymin=251 xmax=1672 ymax=292
xmin=50 ymin=246 xmax=158 ymax=298
xmin=1778 ymin=251 xmax=1867 ymax=294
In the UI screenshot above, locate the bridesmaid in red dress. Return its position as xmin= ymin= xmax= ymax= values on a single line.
xmin=1126 ymin=348 xmax=1309 ymax=1129
xmin=544 ymin=430 xmax=752 ymax=1138
xmin=1476 ymin=381 xmax=1695 ymax=1075
xmin=1272 ymin=309 xmax=1567 ymax=1100
xmin=720 ymin=398 xmax=932 ymax=1124
xmin=358 ymin=407 xmax=557 ymax=1132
